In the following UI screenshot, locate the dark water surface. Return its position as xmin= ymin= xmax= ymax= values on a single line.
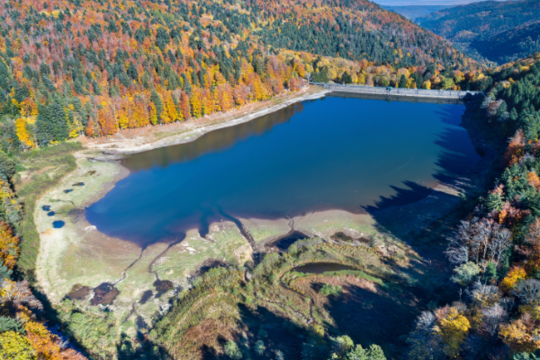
xmin=86 ymin=96 xmax=480 ymax=246
xmin=293 ymin=262 xmax=359 ymax=274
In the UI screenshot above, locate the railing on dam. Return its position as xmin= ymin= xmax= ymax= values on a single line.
xmin=311 ymin=82 xmax=484 ymax=100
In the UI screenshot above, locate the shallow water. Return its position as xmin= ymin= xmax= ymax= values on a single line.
xmin=86 ymin=96 xmax=480 ymax=246
xmin=53 ymin=221 xmax=65 ymax=229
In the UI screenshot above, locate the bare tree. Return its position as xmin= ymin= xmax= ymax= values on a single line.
xmin=446 ymin=220 xmax=473 ymax=264
xmin=488 ymin=228 xmax=511 ymax=266
xmin=512 ymin=279 xmax=540 ymax=305
xmin=446 ymin=218 xmax=510 ymax=268
xmin=467 ymin=281 xmax=502 ymax=307
xmin=482 ymin=303 xmax=508 ymax=336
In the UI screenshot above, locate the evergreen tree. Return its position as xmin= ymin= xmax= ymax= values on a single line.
xmin=399 ymin=74 xmax=407 ymax=88
xmin=151 ymin=89 xmax=164 ymax=122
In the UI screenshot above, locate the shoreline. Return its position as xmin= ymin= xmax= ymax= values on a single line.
xmin=33 ymin=88 xmax=489 ymax=344
xmin=82 ymin=86 xmax=330 ymax=157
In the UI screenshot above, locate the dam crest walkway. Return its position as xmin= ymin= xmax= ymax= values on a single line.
xmin=311 ymin=82 xmax=483 ymax=101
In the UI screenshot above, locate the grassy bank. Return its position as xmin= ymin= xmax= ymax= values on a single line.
xmin=149 ymin=238 xmax=416 ymax=359
xmin=14 ymin=142 xmax=82 ymax=279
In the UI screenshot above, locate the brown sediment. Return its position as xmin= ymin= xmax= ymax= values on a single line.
xmin=91 ymin=283 xmax=119 ymax=305
xmin=66 ymin=285 xmax=90 ymax=300
xmin=153 ymin=279 xmax=174 ymax=297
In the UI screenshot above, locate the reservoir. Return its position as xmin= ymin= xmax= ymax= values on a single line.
xmin=86 ymin=96 xmax=481 ymax=246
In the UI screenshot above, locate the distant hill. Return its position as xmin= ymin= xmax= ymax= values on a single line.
xmin=382 ymin=5 xmax=452 ymax=21
xmin=417 ymin=0 xmax=540 ymax=65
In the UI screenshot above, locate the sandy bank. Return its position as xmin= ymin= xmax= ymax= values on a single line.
xmin=82 ymin=86 xmax=329 ymax=156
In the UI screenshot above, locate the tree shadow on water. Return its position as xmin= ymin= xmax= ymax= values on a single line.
xmin=365 ymin=102 xmax=483 ymax=245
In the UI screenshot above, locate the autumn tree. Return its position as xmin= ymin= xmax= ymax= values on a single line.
xmin=436 ymin=306 xmax=470 ymax=358
xmin=0 ymin=222 xmax=18 ymax=269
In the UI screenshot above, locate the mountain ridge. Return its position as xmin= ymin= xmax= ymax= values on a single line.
xmin=417 ymin=0 xmax=540 ymax=65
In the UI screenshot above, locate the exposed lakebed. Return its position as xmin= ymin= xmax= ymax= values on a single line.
xmin=86 ymin=96 xmax=481 ymax=247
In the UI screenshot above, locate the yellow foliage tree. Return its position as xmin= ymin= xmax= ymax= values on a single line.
xmin=0 ymin=222 xmax=19 ymax=269
xmin=529 ymin=171 xmax=540 ymax=190
xmin=436 ymin=307 xmax=470 ymax=358
xmin=190 ymin=92 xmax=202 ymax=118
xmin=15 ymin=118 xmax=34 ymax=149
xmin=502 ymin=266 xmax=527 ymax=292
xmin=0 ymin=331 xmax=35 ymax=360
xmin=117 ymin=110 xmax=129 ymax=130
xmin=149 ymin=102 xmax=158 ymax=126
xmin=69 ymin=117 xmax=84 ymax=139
xmin=500 ymin=315 xmax=540 ymax=353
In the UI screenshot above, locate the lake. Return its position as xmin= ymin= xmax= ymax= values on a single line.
xmin=86 ymin=95 xmax=481 ymax=246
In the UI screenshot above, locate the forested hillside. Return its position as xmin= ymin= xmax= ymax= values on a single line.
xmin=0 ymin=0 xmax=493 ymax=359
xmin=0 ymin=0 xmax=482 ymax=151
xmin=383 ymin=5 xmax=452 ymax=22
xmin=404 ymin=52 xmax=540 ymax=359
xmin=417 ymin=0 xmax=540 ymax=65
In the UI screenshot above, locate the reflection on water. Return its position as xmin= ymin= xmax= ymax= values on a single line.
xmin=86 ymin=96 xmax=481 ymax=247
xmin=122 ymin=103 xmax=305 ymax=171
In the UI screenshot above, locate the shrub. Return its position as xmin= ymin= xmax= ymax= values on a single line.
xmin=224 ymin=341 xmax=242 ymax=359
xmin=255 ymin=340 xmax=265 ymax=356
xmin=450 ymin=262 xmax=480 ymax=286
xmin=0 ymin=152 xmax=15 ymax=181
xmin=320 ymin=284 xmax=342 ymax=297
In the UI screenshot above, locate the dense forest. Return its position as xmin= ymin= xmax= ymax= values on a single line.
xmin=417 ymin=0 xmax=540 ymax=65
xmin=403 ymin=53 xmax=540 ymax=359
xmin=0 ymin=0 xmax=511 ymax=358
xmin=0 ymin=0 xmax=484 ymax=152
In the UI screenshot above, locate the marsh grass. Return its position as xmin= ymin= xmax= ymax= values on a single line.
xmin=15 ymin=142 xmax=82 ymax=279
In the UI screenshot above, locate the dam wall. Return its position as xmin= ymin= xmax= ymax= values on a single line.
xmin=311 ymin=82 xmax=484 ymax=100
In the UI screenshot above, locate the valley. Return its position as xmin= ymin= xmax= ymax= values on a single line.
xmin=1 ymin=0 xmax=539 ymax=359
xmin=30 ymin=88 xmax=489 ymax=358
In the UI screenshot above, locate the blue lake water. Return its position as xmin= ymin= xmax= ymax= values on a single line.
xmin=86 ymin=96 xmax=481 ymax=246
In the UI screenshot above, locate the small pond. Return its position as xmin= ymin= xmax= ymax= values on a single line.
xmin=293 ymin=262 xmax=359 ymax=274
xmin=53 ymin=221 xmax=65 ymax=229
xmin=153 ymin=279 xmax=173 ymax=297
xmin=66 ymin=285 xmax=90 ymax=300
xmin=139 ymin=290 xmax=153 ymax=304
xmin=90 ymin=283 xmax=119 ymax=305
